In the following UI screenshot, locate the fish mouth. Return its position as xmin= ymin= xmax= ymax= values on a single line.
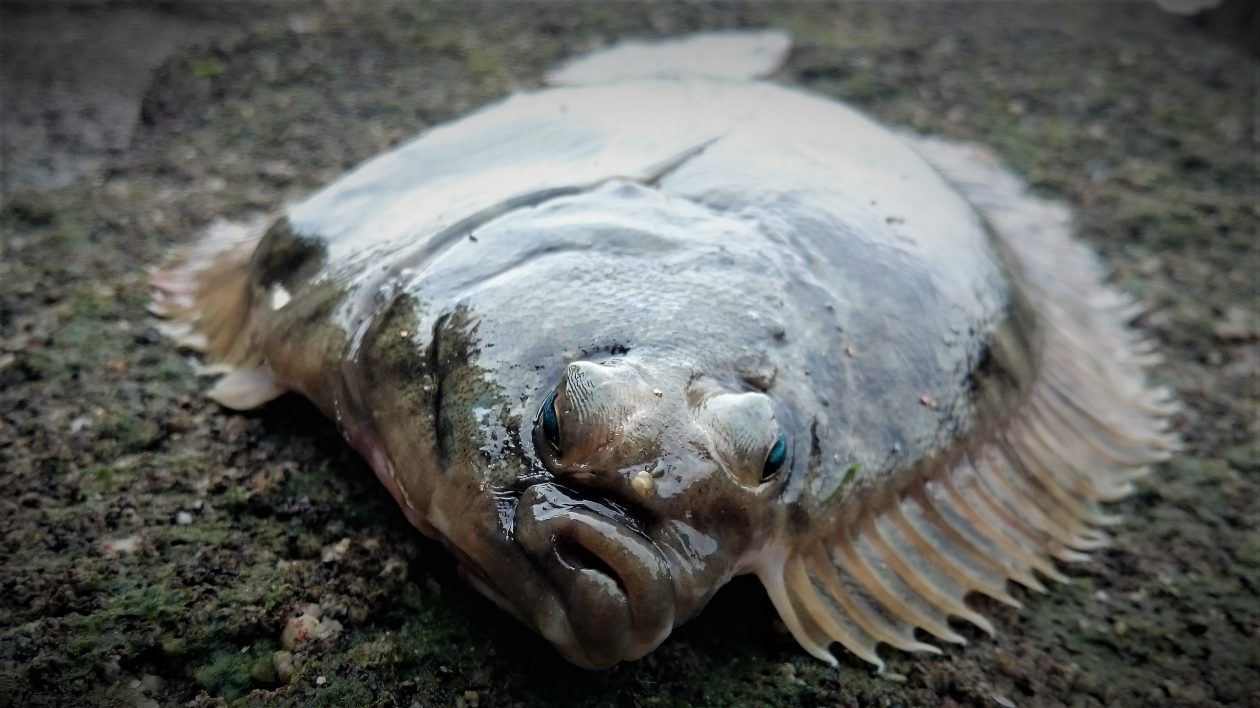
xmin=512 ymin=481 xmax=675 ymax=668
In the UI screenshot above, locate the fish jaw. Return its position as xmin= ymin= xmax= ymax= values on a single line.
xmin=345 ymin=422 xmax=603 ymax=663
xmin=514 ymin=482 xmax=677 ymax=665
xmin=344 ymin=396 xmax=685 ymax=668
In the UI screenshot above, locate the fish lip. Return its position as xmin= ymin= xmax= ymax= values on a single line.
xmin=512 ymin=481 xmax=676 ymax=666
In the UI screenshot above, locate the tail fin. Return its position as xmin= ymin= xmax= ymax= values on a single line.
xmin=547 ymin=30 xmax=791 ymax=86
xmin=149 ymin=217 xmax=285 ymax=410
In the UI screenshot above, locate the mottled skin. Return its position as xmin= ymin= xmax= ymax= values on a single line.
xmin=224 ymin=77 xmax=1035 ymax=668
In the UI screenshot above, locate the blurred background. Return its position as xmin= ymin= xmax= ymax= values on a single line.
xmin=1 ymin=0 xmax=1253 ymax=200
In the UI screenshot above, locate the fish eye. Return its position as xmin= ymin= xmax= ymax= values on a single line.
xmin=762 ymin=431 xmax=788 ymax=481
xmin=540 ymin=390 xmax=562 ymax=451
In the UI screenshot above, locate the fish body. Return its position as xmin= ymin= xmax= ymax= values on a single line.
xmin=151 ymin=32 xmax=1175 ymax=670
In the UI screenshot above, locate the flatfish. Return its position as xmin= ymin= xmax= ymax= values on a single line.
xmin=151 ymin=31 xmax=1176 ymax=670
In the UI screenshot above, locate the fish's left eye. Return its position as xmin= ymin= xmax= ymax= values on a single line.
xmin=540 ymin=390 xmax=562 ymax=451
xmin=762 ymin=431 xmax=788 ymax=481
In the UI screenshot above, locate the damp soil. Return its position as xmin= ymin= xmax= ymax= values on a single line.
xmin=1 ymin=2 xmax=1257 ymax=706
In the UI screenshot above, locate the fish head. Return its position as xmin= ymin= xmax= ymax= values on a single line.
xmin=514 ymin=355 xmax=792 ymax=665
xmin=393 ymin=305 xmax=794 ymax=670
xmin=338 ymin=186 xmax=815 ymax=670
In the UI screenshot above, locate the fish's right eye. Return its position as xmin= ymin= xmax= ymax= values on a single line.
xmin=540 ymin=390 xmax=562 ymax=451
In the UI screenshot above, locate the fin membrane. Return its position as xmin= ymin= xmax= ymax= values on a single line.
xmin=149 ymin=217 xmax=284 ymax=409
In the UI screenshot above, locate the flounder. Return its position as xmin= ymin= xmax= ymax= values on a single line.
xmin=151 ymin=32 xmax=1177 ymax=670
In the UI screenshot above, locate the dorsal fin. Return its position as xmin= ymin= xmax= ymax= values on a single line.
xmin=546 ymin=30 xmax=792 ymax=86
xmin=756 ymin=138 xmax=1178 ymax=671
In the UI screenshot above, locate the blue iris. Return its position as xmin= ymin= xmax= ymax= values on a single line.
xmin=540 ymin=390 xmax=561 ymax=450
xmin=763 ymin=432 xmax=788 ymax=480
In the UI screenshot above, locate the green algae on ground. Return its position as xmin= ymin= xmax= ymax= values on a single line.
xmin=193 ymin=644 xmax=276 ymax=701
xmin=1 ymin=2 xmax=1257 ymax=707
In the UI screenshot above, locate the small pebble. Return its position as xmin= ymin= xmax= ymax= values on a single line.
xmin=175 ymin=511 xmax=193 ymax=525
xmin=281 ymin=606 xmax=344 ymax=650
xmin=381 ymin=557 xmax=409 ymax=582
xmin=139 ymin=674 xmax=165 ymax=694
xmin=273 ymin=651 xmax=296 ymax=683
xmin=631 ymin=470 xmax=655 ymax=499
xmin=282 ymin=614 xmax=320 ymax=650
xmin=102 ymin=535 xmax=140 ymax=555
xmin=322 ymin=537 xmax=352 ymax=563
xmin=316 ymin=675 xmax=327 ymax=686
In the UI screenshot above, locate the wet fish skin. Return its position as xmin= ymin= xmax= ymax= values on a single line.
xmin=150 ymin=32 xmax=1175 ymax=670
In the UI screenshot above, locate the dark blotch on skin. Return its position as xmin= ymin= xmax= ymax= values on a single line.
xmin=249 ymin=218 xmax=328 ymax=292
xmin=427 ymin=312 xmax=450 ymax=466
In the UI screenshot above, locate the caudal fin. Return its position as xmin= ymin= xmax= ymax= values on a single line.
xmin=547 ymin=30 xmax=792 ymax=87
xmin=149 ymin=217 xmax=286 ymax=409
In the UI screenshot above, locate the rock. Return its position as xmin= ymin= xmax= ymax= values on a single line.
xmin=380 ymin=557 xmax=408 ymax=583
xmin=102 ymin=535 xmax=140 ymax=555
xmin=250 ymin=656 xmax=276 ymax=684
xmin=281 ymin=604 xmax=344 ymax=650
xmin=321 ymin=537 xmax=352 ymax=563
xmin=1214 ymin=306 xmax=1257 ymax=342
xmin=273 ymin=650 xmax=297 ymax=683
xmin=281 ymin=614 xmax=320 ymax=651
xmin=139 ymin=674 xmax=165 ymax=694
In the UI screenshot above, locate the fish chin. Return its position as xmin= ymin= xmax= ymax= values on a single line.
xmin=513 ymin=482 xmax=676 ymax=668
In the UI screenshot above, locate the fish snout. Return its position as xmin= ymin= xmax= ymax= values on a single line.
xmin=514 ymin=482 xmax=675 ymax=668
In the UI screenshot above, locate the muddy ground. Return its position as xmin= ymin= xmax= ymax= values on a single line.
xmin=1 ymin=2 xmax=1256 ymax=706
